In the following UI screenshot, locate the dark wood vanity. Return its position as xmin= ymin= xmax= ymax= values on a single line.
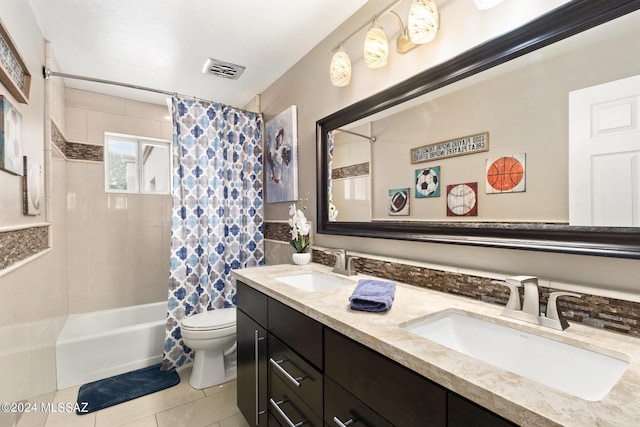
xmin=236 ymin=280 xmax=515 ymax=426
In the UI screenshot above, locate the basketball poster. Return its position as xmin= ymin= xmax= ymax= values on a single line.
xmin=486 ymin=154 xmax=526 ymax=194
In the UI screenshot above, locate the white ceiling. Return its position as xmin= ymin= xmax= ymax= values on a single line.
xmin=29 ymin=0 xmax=370 ymax=107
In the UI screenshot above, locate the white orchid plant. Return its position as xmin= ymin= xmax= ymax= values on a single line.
xmin=288 ymin=194 xmax=312 ymax=253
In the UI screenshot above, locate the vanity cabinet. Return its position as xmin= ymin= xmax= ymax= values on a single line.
xmin=447 ymin=393 xmax=516 ymax=427
xmin=237 ymin=281 xmax=323 ymax=426
xmin=237 ymin=282 xmax=269 ymax=426
xmin=268 ymin=298 xmax=324 ymax=426
xmin=324 ymin=377 xmax=393 ymax=427
xmin=237 ymin=280 xmax=516 ymax=427
xmin=325 ymin=328 xmax=447 ymax=427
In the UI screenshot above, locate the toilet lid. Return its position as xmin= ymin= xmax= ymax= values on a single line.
xmin=181 ymin=308 xmax=236 ymax=330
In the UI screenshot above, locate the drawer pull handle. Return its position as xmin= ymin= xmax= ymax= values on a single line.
xmin=269 ymin=357 xmax=305 ymax=387
xmin=269 ymin=398 xmax=307 ymax=427
xmin=333 ymin=416 xmax=356 ymax=427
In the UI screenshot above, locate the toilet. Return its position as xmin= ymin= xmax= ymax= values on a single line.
xmin=180 ymin=307 xmax=237 ymax=389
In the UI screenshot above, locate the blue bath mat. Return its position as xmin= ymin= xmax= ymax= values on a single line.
xmin=76 ymin=364 xmax=180 ymax=414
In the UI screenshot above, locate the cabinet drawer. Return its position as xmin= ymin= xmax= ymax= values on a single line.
xmin=270 ymin=370 xmax=322 ymax=427
xmin=269 ymin=334 xmax=323 ymax=417
xmin=237 ymin=281 xmax=268 ymax=327
xmin=448 ymin=393 xmax=517 ymax=427
xmin=324 ymin=377 xmax=392 ymax=427
xmin=268 ymin=298 xmax=323 ymax=369
xmin=325 ymin=329 xmax=446 ymax=427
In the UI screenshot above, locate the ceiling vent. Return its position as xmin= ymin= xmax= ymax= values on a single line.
xmin=202 ymin=58 xmax=246 ymax=80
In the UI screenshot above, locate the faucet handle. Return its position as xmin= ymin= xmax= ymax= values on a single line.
xmin=346 ymin=256 xmax=360 ymax=276
xmin=546 ymin=292 xmax=582 ymax=330
xmin=324 ymin=249 xmax=345 ymax=257
xmin=492 ymin=280 xmax=522 ymax=311
xmin=324 ymin=249 xmax=347 ymax=272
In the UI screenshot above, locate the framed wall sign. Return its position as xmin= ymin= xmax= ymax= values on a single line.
xmin=0 ymin=95 xmax=23 ymax=175
xmin=0 ymin=18 xmax=31 ymax=104
xmin=411 ymin=132 xmax=489 ymax=164
xmin=266 ymin=105 xmax=298 ymax=203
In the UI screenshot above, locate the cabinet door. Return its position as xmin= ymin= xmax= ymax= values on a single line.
xmin=238 ymin=309 xmax=268 ymax=426
xmin=325 ymin=329 xmax=446 ymax=427
xmin=448 ymin=393 xmax=517 ymax=427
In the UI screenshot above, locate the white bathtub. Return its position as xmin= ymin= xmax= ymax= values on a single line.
xmin=56 ymin=301 xmax=167 ymax=389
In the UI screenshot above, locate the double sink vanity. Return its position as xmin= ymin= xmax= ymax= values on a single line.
xmin=232 ymin=263 xmax=640 ymax=426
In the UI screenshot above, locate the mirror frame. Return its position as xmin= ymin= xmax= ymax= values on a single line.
xmin=317 ymin=0 xmax=640 ymax=260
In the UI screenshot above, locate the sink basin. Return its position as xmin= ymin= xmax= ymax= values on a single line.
xmin=275 ymin=272 xmax=353 ymax=292
xmin=404 ymin=311 xmax=629 ymax=401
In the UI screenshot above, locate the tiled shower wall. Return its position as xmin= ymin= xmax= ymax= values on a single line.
xmin=63 ymin=89 xmax=173 ymax=313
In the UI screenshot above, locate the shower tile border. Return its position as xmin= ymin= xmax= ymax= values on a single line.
xmin=263 ymin=220 xmax=640 ymax=339
xmin=332 ymin=162 xmax=369 ymax=180
xmin=51 ymin=120 xmax=103 ymax=162
xmin=0 ymin=226 xmax=49 ymax=270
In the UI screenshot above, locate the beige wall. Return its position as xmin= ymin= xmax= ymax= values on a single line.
xmin=64 ymin=88 xmax=173 ymax=313
xmin=369 ymin=23 xmax=640 ymax=222
xmin=0 ymin=0 xmax=67 ymax=421
xmin=0 ymin=3 xmax=174 ymax=414
xmin=260 ymin=0 xmax=640 ymax=299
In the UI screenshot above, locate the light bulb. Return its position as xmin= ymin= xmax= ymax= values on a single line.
xmin=408 ymin=0 xmax=439 ymax=44
xmin=364 ymin=23 xmax=389 ymax=69
xmin=329 ymin=48 xmax=352 ymax=87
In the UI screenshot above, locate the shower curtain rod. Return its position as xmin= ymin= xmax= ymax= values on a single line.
xmin=334 ymin=128 xmax=376 ymax=143
xmin=42 ymin=67 xmax=259 ymax=116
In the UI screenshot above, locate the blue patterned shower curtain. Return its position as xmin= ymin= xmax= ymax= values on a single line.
xmin=162 ymin=97 xmax=264 ymax=370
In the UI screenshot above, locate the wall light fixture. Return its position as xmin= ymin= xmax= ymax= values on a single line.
xmin=408 ymin=0 xmax=440 ymax=44
xmin=328 ymin=0 xmax=440 ymax=87
xmin=364 ymin=21 xmax=390 ymax=68
xmin=329 ymin=47 xmax=352 ymax=86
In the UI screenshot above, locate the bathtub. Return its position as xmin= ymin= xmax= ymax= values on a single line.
xmin=56 ymin=301 xmax=167 ymax=389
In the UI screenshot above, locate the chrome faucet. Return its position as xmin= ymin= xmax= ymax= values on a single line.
xmin=324 ymin=249 xmax=358 ymax=276
xmin=493 ymin=276 xmax=581 ymax=331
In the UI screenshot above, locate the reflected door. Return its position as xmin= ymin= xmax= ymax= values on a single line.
xmin=569 ymin=74 xmax=640 ymax=226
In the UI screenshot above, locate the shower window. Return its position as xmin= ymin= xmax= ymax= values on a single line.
xmin=104 ymin=133 xmax=171 ymax=194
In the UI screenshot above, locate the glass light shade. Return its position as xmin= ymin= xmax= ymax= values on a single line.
xmin=474 ymin=0 xmax=504 ymax=10
xmin=364 ymin=24 xmax=389 ymax=69
xmin=329 ymin=49 xmax=352 ymax=87
xmin=408 ymin=0 xmax=439 ymax=44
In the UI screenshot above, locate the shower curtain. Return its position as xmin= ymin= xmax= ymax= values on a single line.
xmin=162 ymin=96 xmax=264 ymax=370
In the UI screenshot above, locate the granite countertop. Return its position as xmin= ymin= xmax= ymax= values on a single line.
xmin=231 ymin=263 xmax=640 ymax=427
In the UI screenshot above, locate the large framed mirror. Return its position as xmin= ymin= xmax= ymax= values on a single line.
xmin=317 ymin=0 xmax=640 ymax=259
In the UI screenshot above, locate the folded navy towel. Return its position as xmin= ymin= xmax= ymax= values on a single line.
xmin=349 ymin=279 xmax=396 ymax=312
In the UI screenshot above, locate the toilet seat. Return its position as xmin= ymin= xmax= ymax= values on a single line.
xmin=181 ymin=307 xmax=236 ymax=331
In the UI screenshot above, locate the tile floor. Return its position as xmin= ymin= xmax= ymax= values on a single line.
xmin=40 ymin=367 xmax=249 ymax=427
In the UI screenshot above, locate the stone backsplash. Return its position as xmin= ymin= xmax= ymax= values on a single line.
xmin=312 ymin=250 xmax=640 ymax=337
xmin=265 ymin=221 xmax=640 ymax=338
